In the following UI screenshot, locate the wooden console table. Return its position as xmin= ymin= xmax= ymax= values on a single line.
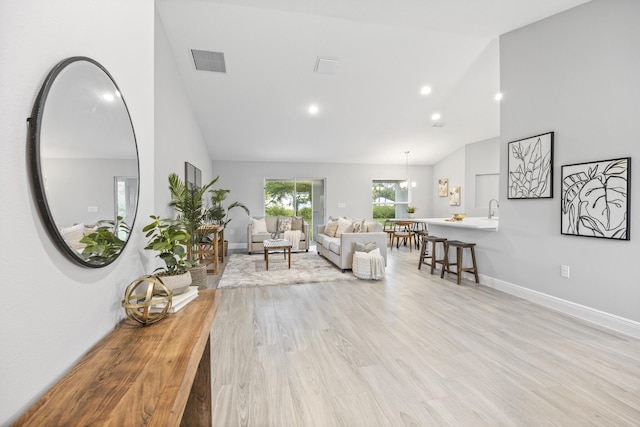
xmin=13 ymin=290 xmax=221 ymax=426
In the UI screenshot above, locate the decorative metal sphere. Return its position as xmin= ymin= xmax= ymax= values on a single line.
xmin=122 ymin=275 xmax=173 ymax=325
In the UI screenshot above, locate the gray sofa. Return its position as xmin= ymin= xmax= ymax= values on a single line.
xmin=315 ymin=219 xmax=387 ymax=272
xmin=247 ymin=216 xmax=310 ymax=254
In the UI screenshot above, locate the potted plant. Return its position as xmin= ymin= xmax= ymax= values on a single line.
xmin=142 ymin=215 xmax=193 ymax=294
xmin=407 ymin=206 xmax=418 ymax=218
xmin=167 ymin=173 xmax=217 ymax=288
xmin=80 ymin=217 xmax=130 ymax=265
xmin=206 ymin=185 xmax=250 ymax=257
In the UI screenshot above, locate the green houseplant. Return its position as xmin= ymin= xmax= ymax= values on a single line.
xmin=167 ymin=173 xmax=219 ymax=288
xmin=167 ymin=173 xmax=217 ymax=261
xmin=142 ymin=215 xmax=193 ymax=294
xmin=206 ymin=185 xmax=250 ymax=257
xmin=407 ymin=206 xmax=418 ymax=218
xmin=206 ymin=188 xmax=250 ymax=227
xmin=79 ymin=217 xmax=130 ymax=265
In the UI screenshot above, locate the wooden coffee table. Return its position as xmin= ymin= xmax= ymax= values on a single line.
xmin=263 ymin=239 xmax=292 ymax=270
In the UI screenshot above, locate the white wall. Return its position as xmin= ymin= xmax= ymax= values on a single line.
xmin=211 ymin=160 xmax=434 ymax=245
xmin=0 ymin=1 xmax=155 ymax=424
xmin=498 ymin=0 xmax=640 ymax=323
xmin=432 ymin=137 xmax=500 ymax=218
xmin=432 ymin=147 xmax=466 ymax=217
xmin=432 ymin=0 xmax=640 ymax=333
xmin=154 ymin=9 xmax=213 ymax=218
xmin=44 ymin=158 xmax=138 ymax=226
xmin=465 ymin=137 xmax=500 ymax=217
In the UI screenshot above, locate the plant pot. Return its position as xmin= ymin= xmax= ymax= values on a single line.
xmin=188 ymin=264 xmax=207 ymax=290
xmin=218 ymin=240 xmax=228 ymax=258
xmin=408 ymin=213 xmax=415 ymax=219
xmin=156 ymin=271 xmax=192 ymax=295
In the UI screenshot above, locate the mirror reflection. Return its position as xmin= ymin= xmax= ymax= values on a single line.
xmin=30 ymin=57 xmax=139 ymax=267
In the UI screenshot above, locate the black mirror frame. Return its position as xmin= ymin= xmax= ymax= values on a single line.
xmin=28 ymin=56 xmax=140 ymax=268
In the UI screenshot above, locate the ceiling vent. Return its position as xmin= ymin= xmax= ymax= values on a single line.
xmin=433 ymin=122 xmax=446 ymax=128
xmin=191 ymin=49 xmax=226 ymax=73
xmin=314 ymin=57 xmax=340 ymax=74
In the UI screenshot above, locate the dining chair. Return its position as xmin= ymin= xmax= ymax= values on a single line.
xmin=413 ymin=221 xmax=428 ymax=249
xmin=390 ymin=220 xmax=417 ymax=251
xmin=383 ymin=219 xmax=395 ymax=244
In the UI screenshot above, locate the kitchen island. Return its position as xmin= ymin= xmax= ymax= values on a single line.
xmin=422 ymin=217 xmax=499 ymax=231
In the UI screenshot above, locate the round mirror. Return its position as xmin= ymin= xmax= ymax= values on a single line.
xmin=29 ymin=57 xmax=139 ymax=267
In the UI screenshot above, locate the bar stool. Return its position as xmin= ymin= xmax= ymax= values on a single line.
xmin=418 ymin=236 xmax=447 ymax=274
xmin=440 ymin=240 xmax=479 ymax=285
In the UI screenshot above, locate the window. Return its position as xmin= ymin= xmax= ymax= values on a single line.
xmin=372 ymin=180 xmax=409 ymax=224
xmin=114 ymin=176 xmax=137 ymax=239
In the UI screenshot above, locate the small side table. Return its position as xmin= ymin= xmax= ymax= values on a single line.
xmin=263 ymin=239 xmax=292 ymax=270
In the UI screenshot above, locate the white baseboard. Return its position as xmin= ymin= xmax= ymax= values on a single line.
xmin=479 ymin=274 xmax=640 ymax=339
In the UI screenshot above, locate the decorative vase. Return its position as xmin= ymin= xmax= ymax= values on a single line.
xmin=408 ymin=213 xmax=415 ymax=219
xmin=157 ymin=271 xmax=192 ymax=295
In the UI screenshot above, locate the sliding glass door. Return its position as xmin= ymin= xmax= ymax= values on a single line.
xmin=264 ymin=178 xmax=325 ymax=239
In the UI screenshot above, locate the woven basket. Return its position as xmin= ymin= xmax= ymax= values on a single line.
xmin=188 ymin=264 xmax=208 ymax=290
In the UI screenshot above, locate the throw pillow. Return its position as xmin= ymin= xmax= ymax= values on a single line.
xmin=325 ymin=220 xmax=339 ymax=237
xmin=265 ymin=216 xmax=278 ymax=233
xmin=355 ymin=241 xmax=377 ymax=253
xmin=252 ymin=217 xmax=268 ymax=233
xmin=290 ymin=216 xmax=303 ymax=231
xmin=365 ymin=221 xmax=383 ymax=232
xmin=352 ymin=219 xmax=366 ymax=233
xmin=335 ymin=217 xmax=352 ymax=237
xmin=277 ymin=217 xmax=292 ymax=233
xmin=60 ymin=223 xmax=85 ymax=251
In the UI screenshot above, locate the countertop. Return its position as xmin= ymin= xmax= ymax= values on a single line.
xmin=421 ymin=217 xmax=499 ymax=231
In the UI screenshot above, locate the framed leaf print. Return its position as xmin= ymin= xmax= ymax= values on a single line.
xmin=448 ymin=186 xmax=461 ymax=206
xmin=438 ymin=178 xmax=448 ymax=197
xmin=561 ymin=157 xmax=631 ymax=240
xmin=508 ymin=132 xmax=553 ymax=199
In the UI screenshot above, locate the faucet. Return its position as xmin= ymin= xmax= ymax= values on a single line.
xmin=488 ymin=199 xmax=499 ymax=219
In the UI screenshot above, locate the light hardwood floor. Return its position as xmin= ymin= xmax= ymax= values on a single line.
xmin=209 ymin=248 xmax=640 ymax=426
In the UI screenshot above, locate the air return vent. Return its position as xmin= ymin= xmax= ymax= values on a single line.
xmin=314 ymin=57 xmax=340 ymax=74
xmin=191 ymin=49 xmax=226 ymax=73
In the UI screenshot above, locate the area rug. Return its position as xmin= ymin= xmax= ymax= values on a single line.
xmin=217 ymin=252 xmax=359 ymax=288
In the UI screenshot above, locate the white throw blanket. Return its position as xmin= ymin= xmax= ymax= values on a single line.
xmin=352 ymin=249 xmax=385 ymax=280
xmin=369 ymin=254 xmax=385 ymax=280
xmin=283 ymin=230 xmax=302 ymax=250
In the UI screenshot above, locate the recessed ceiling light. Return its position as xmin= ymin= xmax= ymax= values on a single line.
xmin=308 ymin=105 xmax=319 ymax=115
xmin=494 ymin=92 xmax=503 ymax=101
xmin=431 ymin=113 xmax=441 ymax=121
xmin=420 ymin=86 xmax=432 ymax=95
xmin=102 ymin=93 xmax=115 ymax=102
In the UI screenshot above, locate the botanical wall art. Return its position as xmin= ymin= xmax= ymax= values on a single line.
xmin=508 ymin=132 xmax=554 ymax=199
xmin=449 ymin=186 xmax=461 ymax=206
xmin=561 ymin=157 xmax=631 ymax=240
xmin=438 ymin=178 xmax=448 ymax=197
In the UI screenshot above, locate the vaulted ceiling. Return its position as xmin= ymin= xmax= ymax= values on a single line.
xmin=156 ymin=0 xmax=591 ymax=165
